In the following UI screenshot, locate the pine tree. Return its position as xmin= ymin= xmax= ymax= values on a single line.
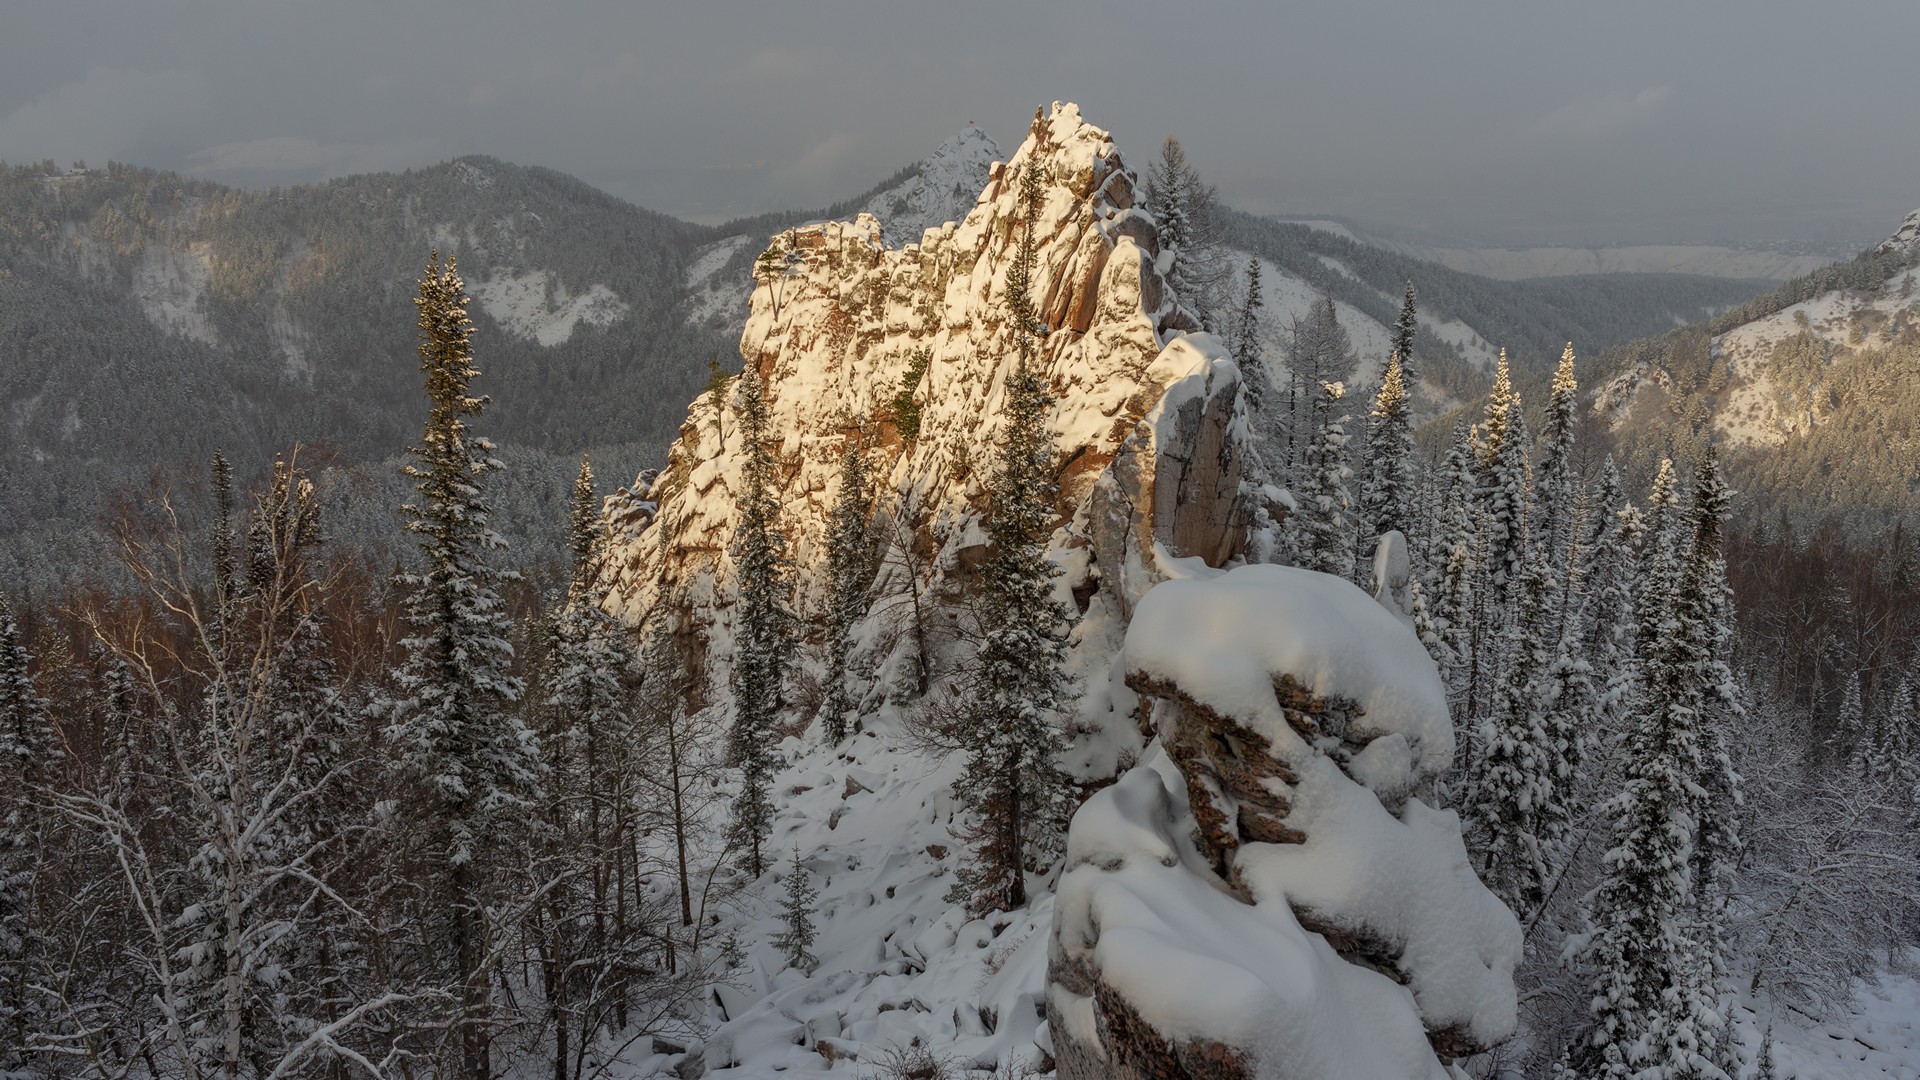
xmin=387 ymin=251 xmax=541 ymax=1080
xmin=1467 ymin=549 xmax=1563 ymax=916
xmin=1428 ymin=425 xmax=1480 ymax=696
xmin=949 ymin=160 xmax=1076 ymax=917
xmin=1836 ymin=670 xmax=1868 ymax=761
xmin=1233 ymin=257 xmax=1265 ymax=388
xmin=1391 ymin=281 xmax=1418 ymax=391
xmin=1293 ymin=380 xmax=1356 ymax=579
xmin=1476 ymin=349 xmax=1531 ymax=609
xmin=1568 ymin=450 xmax=1740 ymax=1080
xmin=210 ymin=448 xmax=240 ymax=635
xmin=772 ymin=848 xmax=819 ymax=971
xmin=1635 ymin=458 xmax=1684 ymax=667
xmin=728 ymin=361 xmax=796 ymax=878
xmin=1145 ymin=137 xmax=1226 ymax=327
xmin=1582 ymin=459 xmax=1641 ymax=735
xmin=1685 ymin=450 xmax=1744 ymax=1078
xmin=1534 ymin=345 xmax=1582 ymax=606
xmin=1360 ymin=351 xmax=1416 ymax=544
xmin=820 ymin=428 xmax=876 ymax=745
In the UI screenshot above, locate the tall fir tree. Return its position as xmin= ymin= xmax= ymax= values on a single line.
xmin=1534 ymin=344 xmax=1582 ymax=609
xmin=1475 ymin=349 xmax=1531 ymax=610
xmin=1582 ymin=458 xmax=1641 ymax=735
xmin=820 ymin=427 xmax=876 ymax=745
xmin=1391 ymin=280 xmax=1418 ymax=391
xmin=1360 ymin=351 xmax=1417 ymax=544
xmin=1683 ymin=449 xmax=1745 ymax=1075
xmin=728 ymin=361 xmax=797 ymax=878
xmin=1634 ymin=459 xmax=1684 ymax=673
xmin=949 ymin=160 xmax=1076 ymax=917
xmin=1568 ymin=450 xmax=1740 ymax=1080
xmin=1467 ymin=548 xmax=1565 ymax=917
xmin=1428 ymin=425 xmax=1480 ymax=699
xmin=1233 ymin=256 xmax=1265 ymax=391
xmin=387 ymin=251 xmax=542 ymax=1080
xmin=1292 ymin=380 xmax=1356 ymax=579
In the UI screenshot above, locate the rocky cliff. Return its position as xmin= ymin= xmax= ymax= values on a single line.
xmin=603 ymin=102 xmax=1249 ymax=685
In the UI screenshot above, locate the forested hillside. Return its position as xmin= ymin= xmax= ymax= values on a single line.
xmin=1591 ymin=221 xmax=1920 ymax=529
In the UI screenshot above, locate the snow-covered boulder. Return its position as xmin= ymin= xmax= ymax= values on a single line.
xmin=1048 ymin=564 xmax=1520 ymax=1080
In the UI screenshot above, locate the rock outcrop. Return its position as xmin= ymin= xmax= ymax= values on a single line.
xmin=603 ymin=102 xmax=1247 ymax=679
xmin=1047 ymin=564 xmax=1521 ymax=1080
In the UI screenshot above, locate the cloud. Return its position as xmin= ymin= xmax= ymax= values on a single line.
xmin=1531 ymin=84 xmax=1675 ymax=141
xmin=0 ymin=66 xmax=212 ymax=165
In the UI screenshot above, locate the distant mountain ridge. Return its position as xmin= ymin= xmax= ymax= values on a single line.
xmin=0 ymin=134 xmax=1782 ymax=586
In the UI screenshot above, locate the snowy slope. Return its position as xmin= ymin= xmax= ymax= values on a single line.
xmin=1594 ymin=225 xmax=1920 ymax=452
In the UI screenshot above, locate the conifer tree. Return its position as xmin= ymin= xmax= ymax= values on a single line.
xmin=1582 ymin=459 xmax=1641 ymax=734
xmin=773 ymin=848 xmax=819 ymax=971
xmin=1684 ymin=450 xmax=1745 ymax=1073
xmin=821 ymin=428 xmax=876 ymax=745
xmin=1467 ymin=549 xmax=1563 ymax=916
xmin=1391 ymin=280 xmax=1418 ymax=391
xmin=1294 ymin=380 xmax=1356 ymax=579
xmin=387 ymin=251 xmax=541 ymax=1079
xmin=1233 ymin=257 xmax=1265 ymax=387
xmin=1475 ymin=349 xmax=1531 ymax=608
xmin=1836 ymin=670 xmax=1868 ymax=760
xmin=1634 ymin=459 xmax=1684 ymax=671
xmin=1146 ymin=137 xmax=1226 ymax=326
xmin=1284 ymin=297 xmax=1356 ymax=484
xmin=1568 ymin=450 xmax=1740 ymax=1080
xmin=949 ymin=160 xmax=1075 ymax=917
xmin=1360 ymin=351 xmax=1416 ymax=543
xmin=728 ymin=362 xmax=796 ymax=878
xmin=1428 ymin=425 xmax=1480 ymax=696
xmin=1534 ymin=345 xmax=1582 ymax=603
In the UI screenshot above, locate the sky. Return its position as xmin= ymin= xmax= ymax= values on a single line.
xmin=3 ymin=0 xmax=1917 ymax=249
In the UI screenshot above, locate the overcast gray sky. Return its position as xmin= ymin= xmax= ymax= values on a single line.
xmin=4 ymin=1 xmax=1916 ymax=247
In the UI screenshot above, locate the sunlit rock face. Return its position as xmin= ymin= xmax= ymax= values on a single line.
xmin=602 ymin=102 xmax=1246 ymax=678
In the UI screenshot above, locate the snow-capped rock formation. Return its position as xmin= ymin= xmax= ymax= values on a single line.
xmin=1874 ymin=208 xmax=1920 ymax=259
xmin=1048 ymin=565 xmax=1520 ymax=1080
xmin=605 ymin=101 xmax=1244 ymax=660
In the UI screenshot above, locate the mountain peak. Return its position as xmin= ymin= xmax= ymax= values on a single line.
xmin=1874 ymin=206 xmax=1920 ymax=258
xmin=858 ymin=125 xmax=1002 ymax=246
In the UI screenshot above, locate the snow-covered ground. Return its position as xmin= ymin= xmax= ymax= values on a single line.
xmin=471 ymin=268 xmax=630 ymax=346
xmin=131 ymin=240 xmax=218 ymax=346
xmin=1744 ymin=958 xmax=1920 ymax=1079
